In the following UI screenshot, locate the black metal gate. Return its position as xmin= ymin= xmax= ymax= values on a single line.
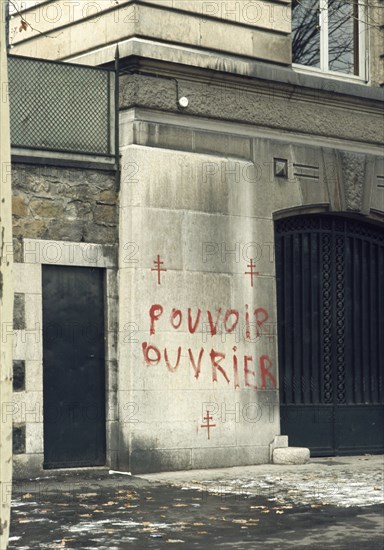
xmin=275 ymin=215 xmax=384 ymax=455
xmin=42 ymin=265 xmax=106 ymax=468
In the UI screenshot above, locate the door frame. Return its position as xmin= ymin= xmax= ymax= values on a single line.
xmin=20 ymin=238 xmax=118 ymax=471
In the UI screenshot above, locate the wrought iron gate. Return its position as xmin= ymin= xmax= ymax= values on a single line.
xmin=275 ymin=215 xmax=384 ymax=455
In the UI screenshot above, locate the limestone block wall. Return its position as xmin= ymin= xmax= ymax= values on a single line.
xmin=118 ymin=144 xmax=279 ymax=473
xmin=9 ymin=0 xmax=291 ymax=65
xmin=116 ymin=104 xmax=384 ymax=473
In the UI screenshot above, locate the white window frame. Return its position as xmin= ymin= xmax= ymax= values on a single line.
xmin=293 ymin=0 xmax=368 ymax=83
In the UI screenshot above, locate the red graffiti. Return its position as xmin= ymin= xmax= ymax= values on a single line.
xmin=170 ymin=309 xmax=183 ymax=329
xmin=232 ymin=346 xmax=240 ymax=389
xmin=141 ymin=342 xmax=276 ymax=390
xmin=188 ymin=308 xmax=201 ymax=333
xmin=245 ymin=259 xmax=259 ymax=287
xmin=207 ymin=308 xmax=222 ymax=336
xmin=254 ymin=308 xmax=269 ymax=337
xmin=143 ymin=304 xmax=276 ymax=390
xmin=148 ymin=304 xmax=269 ymax=341
xmin=142 ymin=342 xmax=161 ymax=365
xmin=244 ymin=355 xmax=256 ymax=389
xmin=210 ymin=349 xmax=230 ymax=384
xmin=164 ymin=347 xmax=182 ymax=372
xmin=259 ymin=355 xmax=276 ymax=389
xmin=151 ymin=255 xmax=167 ymax=285
xmin=188 ymin=348 xmax=204 ymax=379
xmin=201 ymin=410 xmax=216 ymax=440
xmin=149 ymin=304 xmax=163 ymax=335
xmin=223 ymin=309 xmax=239 ymax=333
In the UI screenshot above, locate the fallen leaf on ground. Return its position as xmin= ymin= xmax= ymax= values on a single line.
xmin=18 ymin=519 xmax=31 ymax=523
xmin=232 ymin=519 xmax=248 ymax=524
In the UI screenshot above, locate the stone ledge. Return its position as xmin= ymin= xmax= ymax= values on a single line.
xmin=273 ymin=447 xmax=310 ymax=465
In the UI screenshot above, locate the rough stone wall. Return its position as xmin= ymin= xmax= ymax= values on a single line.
xmin=11 ymin=164 xmax=117 ymax=262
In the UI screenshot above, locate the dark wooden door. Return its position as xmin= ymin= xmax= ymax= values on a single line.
xmin=42 ymin=265 xmax=106 ymax=468
xmin=275 ymin=215 xmax=384 ymax=455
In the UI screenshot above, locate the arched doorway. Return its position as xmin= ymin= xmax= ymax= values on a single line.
xmin=275 ymin=214 xmax=384 ymax=455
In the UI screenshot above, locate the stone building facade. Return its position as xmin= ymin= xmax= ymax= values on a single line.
xmin=8 ymin=1 xmax=384 ymax=476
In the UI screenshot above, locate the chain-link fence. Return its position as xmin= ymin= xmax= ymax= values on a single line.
xmin=8 ymin=55 xmax=115 ymax=156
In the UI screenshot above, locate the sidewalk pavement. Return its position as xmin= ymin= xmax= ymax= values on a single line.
xmin=8 ymin=455 xmax=384 ymax=550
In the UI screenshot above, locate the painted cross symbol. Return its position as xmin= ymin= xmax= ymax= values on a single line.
xmin=151 ymin=255 xmax=167 ymax=285
xmin=245 ymin=259 xmax=259 ymax=288
xmin=201 ymin=411 xmax=216 ymax=440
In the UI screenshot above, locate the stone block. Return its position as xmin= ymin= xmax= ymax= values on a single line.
xmin=29 ymin=198 xmax=63 ymax=218
xmin=25 ymin=361 xmax=42 ymax=393
xmin=13 ymin=360 xmax=25 ymax=392
xmin=24 ymin=294 xmax=42 ymax=331
xmin=13 ymin=293 xmax=25 ymax=330
xmin=269 ymin=434 xmax=288 ymax=461
xmin=13 ymin=329 xmax=42 ymax=362
xmin=119 ymin=206 xmax=184 ymax=270
xmin=13 ymin=424 xmax=26 ymax=455
xmin=119 ymin=146 xmax=229 ymax=214
xmin=12 ymin=194 xmax=28 ymax=218
xmin=136 ymin=122 xmax=194 ymax=152
xmin=273 ymin=447 xmax=310 ymax=465
xmin=97 ymin=190 xmax=116 ymax=205
xmin=26 ymin=423 xmax=44 ymax=454
xmin=94 ymin=204 xmax=117 ymax=225
xmin=83 ymin=223 xmax=117 ymax=244
xmin=13 ymin=219 xmax=47 ymax=241
xmin=42 ymin=220 xmax=84 ymax=242
xmin=13 ymin=263 xmax=41 ymax=294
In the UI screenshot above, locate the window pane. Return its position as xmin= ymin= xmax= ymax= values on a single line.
xmin=328 ymin=0 xmax=358 ymax=74
xmin=292 ymin=0 xmax=321 ymax=68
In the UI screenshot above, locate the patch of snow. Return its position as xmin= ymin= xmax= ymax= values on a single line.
xmin=182 ymin=470 xmax=384 ymax=508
